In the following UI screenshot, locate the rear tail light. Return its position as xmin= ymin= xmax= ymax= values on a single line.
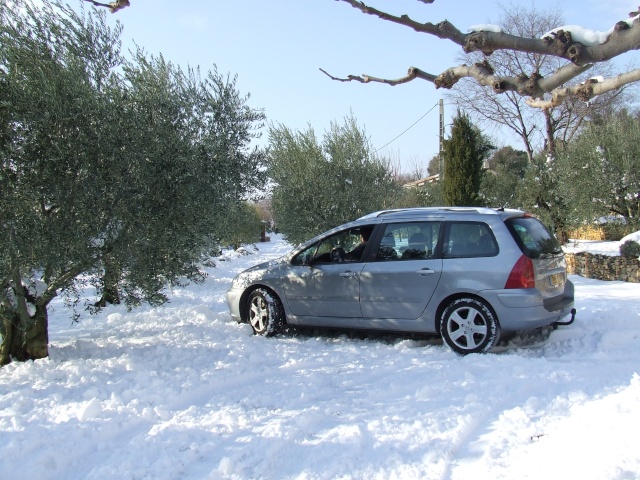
xmin=505 ymin=254 xmax=535 ymax=289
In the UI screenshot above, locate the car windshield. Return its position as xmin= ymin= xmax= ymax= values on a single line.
xmin=506 ymin=217 xmax=562 ymax=259
xmin=290 ymin=226 xmax=373 ymax=265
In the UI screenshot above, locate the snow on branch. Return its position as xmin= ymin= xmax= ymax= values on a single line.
xmin=327 ymin=0 xmax=640 ymax=109
xmin=526 ymin=70 xmax=640 ymax=108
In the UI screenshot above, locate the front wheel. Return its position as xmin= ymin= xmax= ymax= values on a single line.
xmin=440 ymin=298 xmax=500 ymax=354
xmin=246 ymin=288 xmax=285 ymax=336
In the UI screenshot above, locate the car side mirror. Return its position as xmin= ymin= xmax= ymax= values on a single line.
xmin=302 ymin=253 xmax=312 ymax=266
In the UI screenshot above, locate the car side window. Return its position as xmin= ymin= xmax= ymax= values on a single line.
xmin=374 ymin=222 xmax=441 ymax=261
xmin=443 ymin=222 xmax=498 ymax=258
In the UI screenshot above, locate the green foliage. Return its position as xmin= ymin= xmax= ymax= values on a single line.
xmin=480 ymin=146 xmax=528 ymax=208
xmin=268 ymin=115 xmax=400 ymax=245
xmin=486 ymin=146 xmax=528 ymax=178
xmin=0 ymin=0 xmax=265 ymax=358
xmin=481 ymin=171 xmax=522 ymax=208
xmin=220 ymin=202 xmax=263 ymax=250
xmin=1 ymin=0 xmax=124 ymax=311
xmin=427 ymin=154 xmax=441 ymax=176
xmin=517 ymin=154 xmax=570 ymax=241
xmin=601 ymin=222 xmax=636 ymax=241
xmin=396 ymin=182 xmax=443 ymax=208
xmin=555 ymin=112 xmax=640 ymax=230
xmin=442 ymin=111 xmax=493 ymax=206
xmin=620 ymin=240 xmax=640 ymax=258
xmin=106 ymin=54 xmax=265 ymax=308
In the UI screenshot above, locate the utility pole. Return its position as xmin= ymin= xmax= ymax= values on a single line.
xmin=438 ymin=98 xmax=444 ymax=181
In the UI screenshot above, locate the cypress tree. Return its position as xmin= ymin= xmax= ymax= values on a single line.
xmin=442 ymin=111 xmax=492 ymax=206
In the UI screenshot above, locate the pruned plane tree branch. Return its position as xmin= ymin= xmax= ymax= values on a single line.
xmin=83 ymin=0 xmax=130 ymax=14
xmin=319 ymin=67 xmax=436 ymax=86
xmin=323 ymin=0 xmax=640 ymax=109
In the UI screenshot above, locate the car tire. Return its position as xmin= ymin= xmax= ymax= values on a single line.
xmin=246 ymin=288 xmax=285 ymax=336
xmin=440 ymin=297 xmax=500 ymax=354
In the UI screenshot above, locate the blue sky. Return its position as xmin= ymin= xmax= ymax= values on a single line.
xmin=99 ymin=0 xmax=636 ymax=173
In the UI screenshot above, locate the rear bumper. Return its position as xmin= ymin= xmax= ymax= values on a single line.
xmin=485 ymin=279 xmax=575 ymax=331
xmin=543 ymin=294 xmax=574 ymax=312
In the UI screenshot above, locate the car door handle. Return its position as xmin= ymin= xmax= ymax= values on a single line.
xmin=339 ymin=271 xmax=357 ymax=278
xmin=417 ymin=268 xmax=435 ymax=276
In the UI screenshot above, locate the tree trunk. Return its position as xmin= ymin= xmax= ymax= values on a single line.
xmin=95 ymin=255 xmax=121 ymax=308
xmin=0 ymin=303 xmax=49 ymax=366
xmin=544 ymin=109 xmax=557 ymax=159
xmin=1 ymin=274 xmax=50 ymax=366
xmin=0 ymin=314 xmax=15 ymax=367
xmin=95 ymin=280 xmax=121 ymax=308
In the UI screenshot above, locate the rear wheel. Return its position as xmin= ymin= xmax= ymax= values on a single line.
xmin=440 ymin=298 xmax=500 ymax=354
xmin=246 ymin=288 xmax=284 ymax=336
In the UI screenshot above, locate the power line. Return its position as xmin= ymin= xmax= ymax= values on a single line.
xmin=375 ymin=102 xmax=440 ymax=153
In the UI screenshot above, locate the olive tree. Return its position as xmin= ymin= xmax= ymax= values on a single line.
xmin=517 ymin=153 xmax=570 ymax=243
xmin=0 ymin=0 xmax=265 ymax=365
xmin=219 ymin=202 xmax=264 ymax=251
xmin=555 ymin=112 xmax=640 ymax=229
xmin=268 ymin=116 xmax=400 ymax=245
xmin=480 ymin=146 xmax=528 ymax=208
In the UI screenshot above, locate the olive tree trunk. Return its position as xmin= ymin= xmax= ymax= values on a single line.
xmin=94 ymin=255 xmax=121 ymax=309
xmin=0 ymin=281 xmax=49 ymax=367
xmin=0 ymin=309 xmax=49 ymax=366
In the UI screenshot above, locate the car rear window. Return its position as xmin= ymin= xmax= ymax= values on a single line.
xmin=506 ymin=217 xmax=562 ymax=259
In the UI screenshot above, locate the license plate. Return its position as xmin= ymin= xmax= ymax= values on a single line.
xmin=549 ymin=273 xmax=564 ymax=287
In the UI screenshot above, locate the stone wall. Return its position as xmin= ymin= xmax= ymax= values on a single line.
xmin=565 ymin=252 xmax=640 ymax=283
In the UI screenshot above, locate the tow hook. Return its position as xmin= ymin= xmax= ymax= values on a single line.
xmin=555 ymin=308 xmax=577 ymax=326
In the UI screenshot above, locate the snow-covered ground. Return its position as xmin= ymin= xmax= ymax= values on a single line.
xmin=1 ymin=235 xmax=639 ymax=479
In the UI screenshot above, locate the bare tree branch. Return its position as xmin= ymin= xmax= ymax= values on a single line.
xmin=319 ymin=67 xmax=436 ymax=85
xmin=526 ymin=70 xmax=640 ymax=108
xmin=437 ymin=61 xmax=595 ymax=95
xmin=83 ymin=0 xmax=130 ymax=14
xmin=329 ymin=0 xmax=640 ymax=108
xmin=91 ymin=0 xmax=640 ymax=109
xmin=335 ymin=0 xmax=468 ymax=50
xmin=335 ymin=0 xmax=640 ymax=63
xmin=321 ymin=60 xmax=594 ymax=99
xmin=444 ymin=4 xmax=628 ymax=160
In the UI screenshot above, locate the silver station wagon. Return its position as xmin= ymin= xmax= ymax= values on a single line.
xmin=226 ymin=207 xmax=576 ymax=354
